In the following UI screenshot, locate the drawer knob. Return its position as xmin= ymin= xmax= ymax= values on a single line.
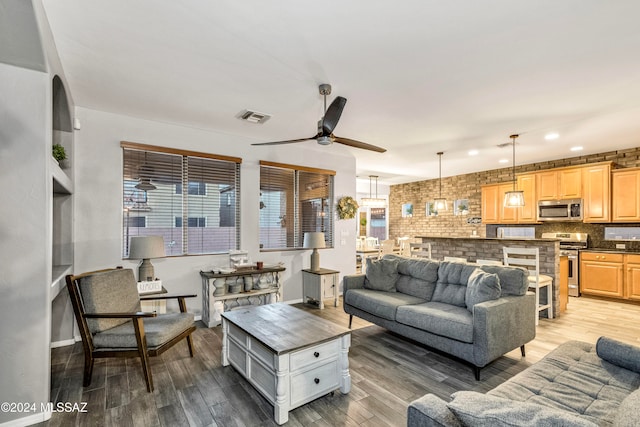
xmin=314 ymin=378 xmax=320 ymax=384
xmin=314 ymin=351 xmax=320 ymax=358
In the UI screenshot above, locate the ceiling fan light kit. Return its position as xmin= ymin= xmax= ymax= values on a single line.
xmin=251 ymin=84 xmax=387 ymax=153
xmin=504 ymin=134 xmax=525 ymax=208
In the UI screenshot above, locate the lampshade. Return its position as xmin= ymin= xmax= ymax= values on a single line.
xmin=504 ymin=134 xmax=525 ymax=208
xmin=129 ymin=236 xmax=165 ymax=259
xmin=303 ymin=232 xmax=326 ymax=249
xmin=135 ymin=178 xmax=156 ymax=191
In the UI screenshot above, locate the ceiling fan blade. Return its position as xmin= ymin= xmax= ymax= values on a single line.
xmin=252 ymin=136 xmax=318 ymax=146
xmin=332 ymin=136 xmax=387 ymax=153
xmin=322 ymin=96 xmax=347 ymax=135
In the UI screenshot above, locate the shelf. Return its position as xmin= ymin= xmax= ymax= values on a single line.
xmin=214 ymin=287 xmax=279 ymax=301
xmin=51 ymin=156 xmax=72 ymax=194
xmin=200 ymin=266 xmax=285 ymax=279
xmin=51 ymin=264 xmax=72 ymax=301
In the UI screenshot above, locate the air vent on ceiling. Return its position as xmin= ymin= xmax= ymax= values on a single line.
xmin=237 ymin=110 xmax=271 ymax=124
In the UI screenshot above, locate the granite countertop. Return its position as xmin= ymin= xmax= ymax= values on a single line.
xmin=415 ymin=236 xmax=561 ymax=242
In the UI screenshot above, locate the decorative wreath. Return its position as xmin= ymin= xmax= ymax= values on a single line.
xmin=337 ymin=196 xmax=359 ymax=220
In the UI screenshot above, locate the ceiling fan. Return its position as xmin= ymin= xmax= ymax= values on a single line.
xmin=251 ymin=84 xmax=386 ymax=153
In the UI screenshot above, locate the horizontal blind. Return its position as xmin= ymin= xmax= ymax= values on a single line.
xmin=259 ymin=162 xmax=334 ymax=250
xmin=123 ymin=144 xmax=241 ymax=257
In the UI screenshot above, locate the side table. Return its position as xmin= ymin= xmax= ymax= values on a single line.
xmin=302 ymin=268 xmax=339 ymax=309
xmin=138 ymin=286 xmax=167 ymax=314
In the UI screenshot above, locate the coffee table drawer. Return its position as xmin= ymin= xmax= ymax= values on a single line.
xmin=290 ymin=339 xmax=339 ymax=371
xmin=290 ymin=359 xmax=340 ymax=407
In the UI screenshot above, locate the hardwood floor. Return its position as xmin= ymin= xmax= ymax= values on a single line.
xmin=42 ymin=296 xmax=640 ymax=427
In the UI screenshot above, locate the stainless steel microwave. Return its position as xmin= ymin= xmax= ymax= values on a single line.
xmin=537 ymin=199 xmax=583 ymax=221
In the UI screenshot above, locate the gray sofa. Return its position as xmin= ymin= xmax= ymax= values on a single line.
xmin=408 ymin=337 xmax=640 ymax=426
xmin=343 ymin=254 xmax=536 ymax=380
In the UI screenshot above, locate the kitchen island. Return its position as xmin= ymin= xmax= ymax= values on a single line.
xmin=416 ymin=236 xmax=561 ymax=318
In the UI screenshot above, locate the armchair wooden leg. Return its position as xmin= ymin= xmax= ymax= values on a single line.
xmin=521 ymin=345 xmax=526 ymax=357
xmin=133 ymin=318 xmax=154 ymax=392
xmin=186 ymin=334 xmax=194 ymax=357
xmin=348 ymin=315 xmax=353 ymax=329
xmin=83 ymin=354 xmax=94 ymax=387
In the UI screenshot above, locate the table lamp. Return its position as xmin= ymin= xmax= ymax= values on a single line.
xmin=303 ymin=232 xmax=326 ymax=272
xmin=128 ymin=235 xmax=165 ymax=281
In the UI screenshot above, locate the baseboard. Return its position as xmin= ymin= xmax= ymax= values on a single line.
xmin=0 ymin=410 xmax=51 ymax=427
xmin=284 ymin=298 xmax=303 ymax=305
xmin=50 ymin=338 xmax=76 ymax=349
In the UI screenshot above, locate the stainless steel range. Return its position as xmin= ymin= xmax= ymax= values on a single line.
xmin=542 ymin=232 xmax=588 ymax=297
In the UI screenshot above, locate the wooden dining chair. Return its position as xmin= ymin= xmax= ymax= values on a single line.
xmin=410 ymin=242 xmax=432 ymax=259
xmin=66 ymin=268 xmax=197 ymax=392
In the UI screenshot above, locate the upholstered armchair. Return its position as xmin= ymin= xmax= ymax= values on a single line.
xmin=66 ymin=268 xmax=196 ymax=392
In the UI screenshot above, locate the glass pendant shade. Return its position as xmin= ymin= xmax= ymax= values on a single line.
xmin=504 ymin=134 xmax=525 ymax=208
xmin=433 ymin=152 xmax=448 ymax=211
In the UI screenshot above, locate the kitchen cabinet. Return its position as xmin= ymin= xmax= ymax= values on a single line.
xmin=625 ymin=255 xmax=640 ymax=301
xmin=516 ymin=173 xmax=537 ymax=223
xmin=559 ymin=256 xmax=568 ymax=313
xmin=583 ymin=163 xmax=611 ymax=222
xmin=580 ymin=252 xmax=624 ymax=298
xmin=612 ymin=167 xmax=640 ymax=222
xmin=481 ymin=183 xmax=518 ymax=224
xmin=536 ymin=168 xmax=582 ymax=200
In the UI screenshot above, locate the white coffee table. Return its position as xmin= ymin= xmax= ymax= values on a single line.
xmin=221 ymin=303 xmax=351 ymax=425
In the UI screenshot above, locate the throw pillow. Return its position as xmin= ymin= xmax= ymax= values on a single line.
xmin=596 ymin=336 xmax=640 ymax=374
xmin=364 ymin=257 xmax=399 ymax=292
xmin=465 ymin=269 xmax=501 ymax=312
xmin=447 ymin=391 xmax=598 ymax=427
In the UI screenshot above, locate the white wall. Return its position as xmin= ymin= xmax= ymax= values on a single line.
xmin=74 ymin=107 xmax=358 ymax=315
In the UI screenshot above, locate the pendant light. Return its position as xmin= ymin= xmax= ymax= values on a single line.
xmin=433 ymin=152 xmax=448 ymax=212
xmin=360 ymin=175 xmax=386 ymax=208
xmin=504 ymin=134 xmax=525 ymax=207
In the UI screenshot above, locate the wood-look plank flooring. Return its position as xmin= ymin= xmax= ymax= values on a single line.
xmin=41 ymin=296 xmax=640 ymax=427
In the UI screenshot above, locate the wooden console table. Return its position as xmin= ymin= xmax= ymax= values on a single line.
xmin=199 ymin=266 xmax=285 ymax=327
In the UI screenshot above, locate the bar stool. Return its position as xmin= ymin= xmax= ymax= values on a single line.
xmin=503 ymin=247 xmax=553 ymax=325
xmin=444 ymin=256 xmax=467 ymax=263
xmin=410 ymin=242 xmax=432 ymax=259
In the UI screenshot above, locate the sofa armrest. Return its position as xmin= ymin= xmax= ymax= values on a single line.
xmin=408 ymin=394 xmax=462 ymax=427
xmin=343 ymin=274 xmax=365 ymax=293
xmin=472 ymin=292 xmax=536 ymax=366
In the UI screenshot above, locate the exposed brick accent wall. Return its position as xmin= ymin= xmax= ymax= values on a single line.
xmin=389 ymin=147 xmax=640 ymax=241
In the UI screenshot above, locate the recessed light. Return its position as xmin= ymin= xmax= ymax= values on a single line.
xmin=499 ymin=159 xmax=509 ymax=164
xmin=468 ymin=150 xmax=479 ymax=156
xmin=544 ymin=132 xmax=559 ymax=140
xmin=570 ymin=146 xmax=583 ymax=152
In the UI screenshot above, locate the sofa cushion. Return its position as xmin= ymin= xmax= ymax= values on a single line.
xmin=596 ymin=336 xmax=640 ymax=374
xmin=431 ymin=262 xmax=478 ymax=307
xmin=614 ymin=388 xmax=640 ymax=427
xmin=92 ymin=312 xmax=194 ymax=349
xmin=364 ymin=257 xmax=399 ymax=292
xmin=396 ymin=302 xmax=473 ymax=343
xmin=479 ymin=264 xmax=529 ymax=296
xmin=344 ymin=289 xmax=425 ymax=321
xmin=395 ymin=275 xmax=437 ymax=301
xmin=489 ymin=340 xmax=640 ymax=426
xmin=447 ymin=391 xmax=598 ymax=427
xmin=465 ymin=269 xmax=501 ymax=312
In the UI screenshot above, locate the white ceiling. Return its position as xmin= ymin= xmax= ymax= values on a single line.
xmin=41 ymin=0 xmax=640 ymax=185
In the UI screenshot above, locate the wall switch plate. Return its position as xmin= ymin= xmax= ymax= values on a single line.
xmin=616 ymin=243 xmax=626 ymax=249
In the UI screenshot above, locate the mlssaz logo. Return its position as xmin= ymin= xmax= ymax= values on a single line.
xmin=42 ymin=402 xmax=88 ymax=413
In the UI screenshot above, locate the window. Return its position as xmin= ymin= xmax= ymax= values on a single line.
xmin=259 ymin=161 xmax=334 ymax=250
xmin=122 ymin=142 xmax=241 ymax=257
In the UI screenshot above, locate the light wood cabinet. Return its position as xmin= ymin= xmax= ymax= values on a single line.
xmin=536 ymin=171 xmax=559 ymax=200
xmin=625 ymin=255 xmax=640 ymax=301
xmin=559 ymin=168 xmax=582 ymax=198
xmin=481 ymin=183 xmax=519 ymax=224
xmin=580 ymin=252 xmax=624 ymax=298
xmin=516 ymin=173 xmax=537 ymax=223
xmin=559 ymin=256 xmax=568 ymax=313
xmin=612 ymin=168 xmax=640 ymax=222
xmin=583 ymin=163 xmax=611 ymax=222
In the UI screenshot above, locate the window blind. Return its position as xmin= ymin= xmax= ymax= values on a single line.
xmin=122 ymin=142 xmax=241 ymax=257
xmin=259 ymin=161 xmax=334 ymax=250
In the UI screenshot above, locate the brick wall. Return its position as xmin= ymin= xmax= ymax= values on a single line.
xmin=389 ymin=147 xmax=640 ymax=241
